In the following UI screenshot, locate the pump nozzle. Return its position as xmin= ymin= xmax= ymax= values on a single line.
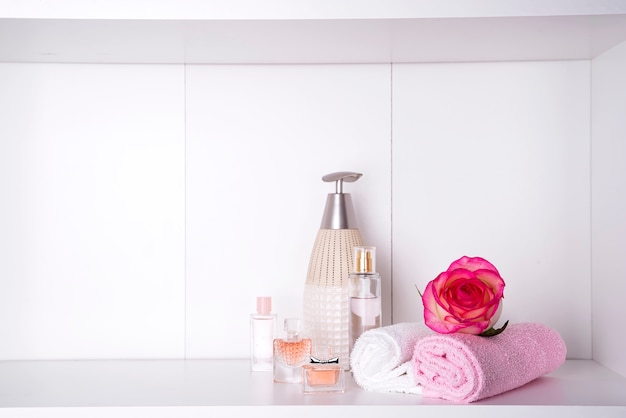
xmin=322 ymin=172 xmax=362 ymax=194
xmin=319 ymin=171 xmax=362 ymax=230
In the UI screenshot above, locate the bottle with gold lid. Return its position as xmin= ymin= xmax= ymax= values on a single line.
xmin=348 ymin=246 xmax=382 ymax=353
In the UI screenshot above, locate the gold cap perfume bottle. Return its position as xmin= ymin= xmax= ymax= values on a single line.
xmin=348 ymin=246 xmax=382 ymax=352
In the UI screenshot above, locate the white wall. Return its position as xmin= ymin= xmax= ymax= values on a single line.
xmin=0 ymin=63 xmax=186 ymax=359
xmin=0 ymin=60 xmax=595 ymax=360
xmin=184 ymin=64 xmax=392 ymax=358
xmin=392 ymin=61 xmax=592 ymax=359
xmin=592 ymin=39 xmax=626 ymax=377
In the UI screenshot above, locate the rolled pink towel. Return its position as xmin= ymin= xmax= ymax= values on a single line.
xmin=412 ymin=322 xmax=566 ymax=402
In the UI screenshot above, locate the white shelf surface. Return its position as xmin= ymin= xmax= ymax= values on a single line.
xmin=0 ymin=360 xmax=624 ymax=417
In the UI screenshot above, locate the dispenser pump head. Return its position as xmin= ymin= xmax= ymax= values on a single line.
xmin=322 ymin=171 xmax=362 ymax=194
xmin=319 ymin=171 xmax=362 ymax=230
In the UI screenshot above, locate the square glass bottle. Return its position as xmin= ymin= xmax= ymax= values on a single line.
xmin=302 ymin=346 xmax=345 ymax=393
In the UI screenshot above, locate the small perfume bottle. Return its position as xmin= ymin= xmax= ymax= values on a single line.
xmin=348 ymin=246 xmax=382 ymax=352
xmin=250 ymin=296 xmax=277 ymax=372
xmin=273 ymin=318 xmax=312 ymax=383
xmin=302 ymin=346 xmax=345 ymax=394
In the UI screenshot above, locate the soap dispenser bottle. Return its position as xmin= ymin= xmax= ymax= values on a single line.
xmin=303 ymin=171 xmax=364 ymax=370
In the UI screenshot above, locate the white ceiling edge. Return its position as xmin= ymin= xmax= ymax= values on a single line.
xmin=1 ymin=0 xmax=626 ymax=20
xmin=1 ymin=15 xmax=626 ymax=64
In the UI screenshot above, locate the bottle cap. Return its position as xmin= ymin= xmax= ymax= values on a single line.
xmin=284 ymin=318 xmax=303 ymax=333
xmin=353 ymin=246 xmax=376 ymax=273
xmin=311 ymin=345 xmax=339 ymax=364
xmin=256 ymin=296 xmax=272 ymax=315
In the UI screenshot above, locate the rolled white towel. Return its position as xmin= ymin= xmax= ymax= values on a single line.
xmin=350 ymin=322 xmax=432 ymax=394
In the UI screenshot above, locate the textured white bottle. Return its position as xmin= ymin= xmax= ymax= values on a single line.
xmin=303 ymin=228 xmax=363 ymax=370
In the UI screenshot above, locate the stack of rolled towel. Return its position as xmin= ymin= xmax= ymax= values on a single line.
xmin=350 ymin=322 xmax=566 ymax=402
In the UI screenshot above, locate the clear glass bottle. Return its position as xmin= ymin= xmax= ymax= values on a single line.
xmin=302 ymin=345 xmax=345 ymax=394
xmin=250 ymin=296 xmax=277 ymax=372
xmin=348 ymin=246 xmax=382 ymax=353
xmin=273 ymin=318 xmax=312 ymax=383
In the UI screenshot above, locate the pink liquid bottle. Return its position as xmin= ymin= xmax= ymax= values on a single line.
xmin=273 ymin=318 xmax=312 ymax=383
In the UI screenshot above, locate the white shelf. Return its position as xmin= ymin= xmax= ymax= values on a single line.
xmin=1 ymin=1 xmax=626 ymax=416
xmin=0 ymin=360 xmax=624 ymax=417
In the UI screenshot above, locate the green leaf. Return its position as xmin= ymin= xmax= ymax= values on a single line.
xmin=415 ymin=284 xmax=423 ymax=298
xmin=479 ymin=320 xmax=509 ymax=337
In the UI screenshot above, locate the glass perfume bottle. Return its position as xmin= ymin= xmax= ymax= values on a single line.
xmin=273 ymin=318 xmax=312 ymax=383
xmin=302 ymin=346 xmax=345 ymax=394
xmin=250 ymin=296 xmax=276 ymax=372
xmin=348 ymin=246 xmax=382 ymax=353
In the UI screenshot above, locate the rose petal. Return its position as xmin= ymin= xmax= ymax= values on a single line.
xmin=487 ymin=301 xmax=503 ymax=328
xmin=423 ymin=278 xmax=465 ymax=334
xmin=455 ymin=321 xmax=490 ymax=335
xmin=424 ymin=308 xmax=463 ymax=333
xmin=460 ymin=298 xmax=499 ymax=321
xmin=421 ymin=279 xmax=441 ymax=313
xmin=474 ymin=269 xmax=505 ymax=298
xmin=447 ymin=256 xmax=500 ymax=275
xmin=445 ymin=278 xmax=490 ymax=309
xmin=430 ymin=271 xmax=456 ymax=311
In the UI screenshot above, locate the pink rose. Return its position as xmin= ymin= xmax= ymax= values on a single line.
xmin=422 ymin=256 xmax=505 ymax=335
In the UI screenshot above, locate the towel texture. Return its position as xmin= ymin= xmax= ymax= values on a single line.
xmin=412 ymin=322 xmax=567 ymax=402
xmin=350 ymin=322 xmax=433 ymax=394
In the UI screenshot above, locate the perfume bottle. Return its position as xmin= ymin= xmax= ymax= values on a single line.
xmin=250 ymin=296 xmax=277 ymax=372
xmin=302 ymin=346 xmax=345 ymax=394
xmin=348 ymin=246 xmax=382 ymax=353
xmin=273 ymin=318 xmax=312 ymax=383
xmin=303 ymin=172 xmax=364 ymax=370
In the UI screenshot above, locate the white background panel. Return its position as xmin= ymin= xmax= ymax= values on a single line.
xmin=0 ymin=63 xmax=186 ymax=359
xmin=184 ymin=64 xmax=392 ymax=358
xmin=0 ymin=59 xmax=606 ymax=362
xmin=391 ymin=61 xmax=591 ymax=358
xmin=591 ymin=39 xmax=626 ymax=377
